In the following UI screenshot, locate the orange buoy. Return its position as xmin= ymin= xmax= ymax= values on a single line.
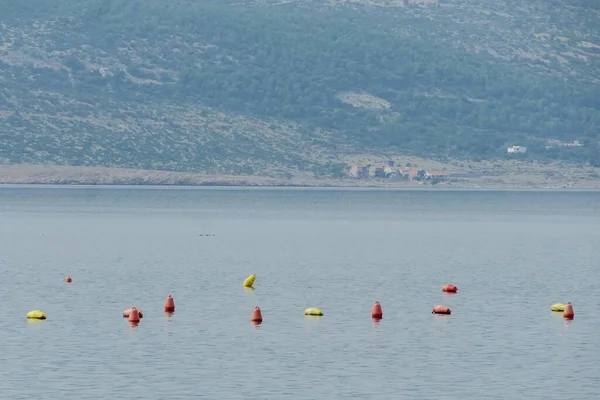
xmin=442 ymin=284 xmax=458 ymax=293
xmin=123 ymin=308 xmax=144 ymax=319
xmin=164 ymin=294 xmax=175 ymax=313
xmin=372 ymin=301 xmax=383 ymax=320
xmin=563 ymin=302 xmax=574 ymax=320
xmin=432 ymin=305 xmax=451 ymax=315
xmin=251 ymin=306 xmax=263 ymax=323
xmin=65 ymin=276 xmax=72 ymax=283
xmin=128 ymin=307 xmax=140 ymax=322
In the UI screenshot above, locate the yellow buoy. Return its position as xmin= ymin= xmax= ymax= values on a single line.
xmin=551 ymin=303 xmax=566 ymax=312
xmin=304 ymin=307 xmax=324 ymax=316
xmin=27 ymin=310 xmax=47 ymax=320
xmin=243 ymin=274 xmax=256 ymax=288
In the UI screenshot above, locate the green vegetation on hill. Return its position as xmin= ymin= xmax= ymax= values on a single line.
xmin=1 ymin=0 xmax=599 ymax=175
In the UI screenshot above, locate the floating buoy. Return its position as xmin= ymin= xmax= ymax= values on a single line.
xmin=243 ymin=274 xmax=256 ymax=288
xmin=123 ymin=308 xmax=144 ymax=319
xmin=27 ymin=310 xmax=46 ymax=320
xmin=551 ymin=303 xmax=566 ymax=312
xmin=372 ymin=301 xmax=383 ymax=319
xmin=442 ymin=284 xmax=458 ymax=293
xmin=164 ymin=295 xmax=175 ymax=313
xmin=432 ymin=305 xmax=451 ymax=315
xmin=128 ymin=307 xmax=141 ymax=323
xmin=251 ymin=306 xmax=263 ymax=323
xmin=563 ymin=302 xmax=574 ymax=320
xmin=304 ymin=307 xmax=324 ymax=316
xmin=65 ymin=276 xmax=72 ymax=283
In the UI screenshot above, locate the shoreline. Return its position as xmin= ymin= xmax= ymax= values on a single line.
xmin=2 ymin=184 xmax=600 ymax=193
xmin=1 ymin=164 xmax=600 ymax=190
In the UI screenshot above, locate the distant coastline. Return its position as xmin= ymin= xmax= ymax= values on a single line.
xmin=1 ymin=164 xmax=600 ymax=190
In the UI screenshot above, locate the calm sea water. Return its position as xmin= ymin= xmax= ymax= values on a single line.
xmin=1 ymin=186 xmax=599 ymax=399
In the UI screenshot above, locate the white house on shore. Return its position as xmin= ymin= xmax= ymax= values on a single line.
xmin=348 ymin=165 xmax=359 ymax=178
xmin=507 ymin=145 xmax=527 ymax=154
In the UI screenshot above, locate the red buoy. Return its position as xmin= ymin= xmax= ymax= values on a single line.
xmin=123 ymin=308 xmax=143 ymax=319
xmin=432 ymin=305 xmax=451 ymax=315
xmin=442 ymin=284 xmax=458 ymax=293
xmin=251 ymin=306 xmax=263 ymax=324
xmin=563 ymin=302 xmax=574 ymax=320
xmin=164 ymin=294 xmax=175 ymax=313
xmin=128 ymin=307 xmax=140 ymax=322
xmin=65 ymin=276 xmax=72 ymax=283
xmin=371 ymin=301 xmax=383 ymax=320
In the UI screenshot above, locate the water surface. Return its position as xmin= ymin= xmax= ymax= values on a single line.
xmin=1 ymin=186 xmax=599 ymax=399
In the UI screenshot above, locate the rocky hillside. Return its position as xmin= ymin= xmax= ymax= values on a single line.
xmin=1 ymin=0 xmax=599 ymax=177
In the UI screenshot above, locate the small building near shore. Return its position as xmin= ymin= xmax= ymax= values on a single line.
xmin=425 ymin=170 xmax=449 ymax=181
xmin=507 ymin=145 xmax=527 ymax=154
xmin=374 ymin=163 xmax=393 ymax=178
xmin=358 ymin=166 xmax=369 ymax=178
xmin=348 ymin=165 xmax=359 ymax=178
